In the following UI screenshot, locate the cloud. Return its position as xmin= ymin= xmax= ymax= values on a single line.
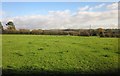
xmin=0 ymin=10 xmax=6 ymax=20
xmin=0 ymin=10 xmax=3 ymax=20
xmin=107 ymin=2 xmax=118 ymax=10
xmin=78 ymin=3 xmax=105 ymax=11
xmin=79 ymin=5 xmax=89 ymax=11
xmin=95 ymin=3 xmax=105 ymax=8
xmin=89 ymin=3 xmax=105 ymax=10
xmin=0 ymin=12 xmax=2 ymax=16
xmin=2 ymin=3 xmax=118 ymax=29
xmin=73 ymin=9 xmax=118 ymax=28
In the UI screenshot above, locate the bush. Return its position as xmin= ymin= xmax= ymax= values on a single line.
xmin=3 ymin=29 xmax=19 ymax=34
xmin=19 ymin=29 xmax=30 ymax=34
xmin=68 ymin=31 xmax=79 ymax=36
xmin=115 ymin=34 xmax=120 ymax=38
xmin=80 ymin=31 xmax=90 ymax=36
xmin=99 ymin=32 xmax=105 ymax=37
xmin=104 ymin=33 xmax=112 ymax=37
xmin=91 ymin=30 xmax=97 ymax=36
xmin=0 ymin=30 xmax=2 ymax=34
xmin=31 ymin=29 xmax=43 ymax=35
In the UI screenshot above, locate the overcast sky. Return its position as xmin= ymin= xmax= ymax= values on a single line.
xmin=0 ymin=2 xmax=119 ymax=29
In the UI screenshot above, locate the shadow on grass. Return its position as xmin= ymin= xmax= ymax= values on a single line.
xmin=2 ymin=68 xmax=119 ymax=76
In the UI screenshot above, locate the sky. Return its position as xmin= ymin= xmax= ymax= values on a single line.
xmin=1 ymin=0 xmax=120 ymax=2
xmin=0 ymin=2 xmax=119 ymax=29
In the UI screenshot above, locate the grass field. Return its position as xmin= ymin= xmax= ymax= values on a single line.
xmin=2 ymin=35 xmax=119 ymax=75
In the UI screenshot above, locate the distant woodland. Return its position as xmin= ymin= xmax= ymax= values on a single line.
xmin=0 ymin=21 xmax=120 ymax=37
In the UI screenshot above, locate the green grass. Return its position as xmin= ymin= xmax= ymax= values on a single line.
xmin=2 ymin=35 xmax=119 ymax=74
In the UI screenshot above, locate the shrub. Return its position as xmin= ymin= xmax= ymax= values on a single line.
xmin=104 ymin=33 xmax=112 ymax=37
xmin=67 ymin=31 xmax=79 ymax=36
xmin=91 ymin=30 xmax=97 ymax=36
xmin=19 ymin=29 xmax=30 ymax=34
xmin=31 ymin=29 xmax=43 ymax=35
xmin=80 ymin=31 xmax=90 ymax=36
xmin=99 ymin=32 xmax=105 ymax=37
xmin=115 ymin=34 xmax=120 ymax=38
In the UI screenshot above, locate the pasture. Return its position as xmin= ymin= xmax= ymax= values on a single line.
xmin=2 ymin=35 xmax=119 ymax=75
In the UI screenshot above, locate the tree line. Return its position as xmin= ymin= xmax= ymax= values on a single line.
xmin=0 ymin=21 xmax=120 ymax=37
